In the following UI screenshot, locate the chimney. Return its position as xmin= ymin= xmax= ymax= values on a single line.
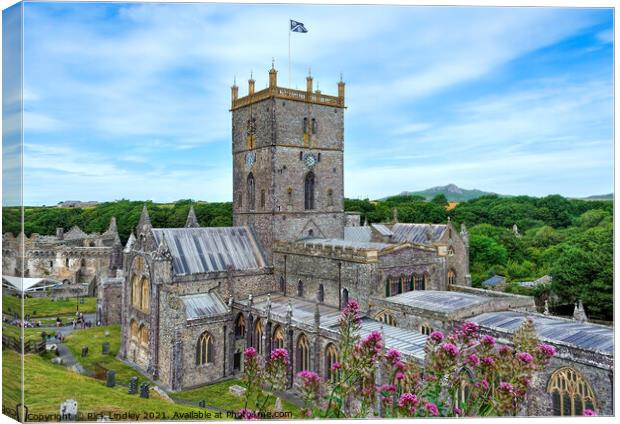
xmin=306 ymin=71 xmax=313 ymax=94
xmin=269 ymin=60 xmax=277 ymax=91
xmin=248 ymin=73 xmax=255 ymax=96
xmin=231 ymin=77 xmax=239 ymax=105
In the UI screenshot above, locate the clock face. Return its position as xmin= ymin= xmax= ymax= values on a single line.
xmin=245 ymin=152 xmax=256 ymax=169
xmin=304 ymin=153 xmax=317 ymax=168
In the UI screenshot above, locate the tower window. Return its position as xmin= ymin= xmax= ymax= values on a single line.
xmin=304 ymin=171 xmax=315 ymax=210
xmin=327 ymin=189 xmax=334 ymax=206
xmin=300 ymin=151 xmax=303 ymax=160
xmin=247 ymin=173 xmax=255 ymax=210
xmin=318 ymin=153 xmax=321 ymax=162
xmin=448 ymin=269 xmax=457 ymax=285
xmin=318 ymin=284 xmax=324 ymax=302
xmin=303 ymin=117 xmax=308 ymax=134
xmin=260 ymin=190 xmax=266 ymax=208
xmin=297 ymin=280 xmax=304 ymax=297
xmin=311 ymin=118 xmax=317 ymax=134
xmin=287 ymin=187 xmax=293 ymax=205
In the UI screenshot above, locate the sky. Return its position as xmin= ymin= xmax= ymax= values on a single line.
xmin=10 ymin=2 xmax=615 ymax=205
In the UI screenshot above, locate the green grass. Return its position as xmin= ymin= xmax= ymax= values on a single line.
xmin=2 ymin=351 xmax=220 ymax=421
xmin=64 ymin=325 xmax=148 ymax=386
xmin=3 ymin=295 xmax=97 ymax=318
xmin=174 ymin=378 xmax=301 ymax=417
xmin=2 ymin=322 xmax=56 ymax=343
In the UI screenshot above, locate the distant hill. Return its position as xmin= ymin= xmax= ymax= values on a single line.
xmin=581 ymin=193 xmax=613 ymax=201
xmin=390 ymin=184 xmax=502 ymax=202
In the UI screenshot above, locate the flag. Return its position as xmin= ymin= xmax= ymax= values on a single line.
xmin=290 ymin=20 xmax=308 ymax=33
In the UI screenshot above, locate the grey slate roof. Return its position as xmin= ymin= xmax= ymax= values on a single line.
xmin=371 ymin=224 xmax=393 ymax=236
xmin=245 ymin=295 xmax=427 ymax=360
xmin=64 ymin=226 xmax=88 ymax=240
xmin=391 ymin=223 xmax=446 ymax=245
xmin=304 ymin=238 xmax=390 ymax=250
xmin=385 ymin=290 xmax=491 ymax=312
xmin=482 ymin=275 xmax=506 ymax=287
xmin=470 ymin=311 xmax=614 ymax=355
xmin=344 ymin=226 xmax=372 ymax=243
xmin=181 ymin=292 xmax=229 ymax=320
xmin=151 ymin=227 xmax=266 ymax=275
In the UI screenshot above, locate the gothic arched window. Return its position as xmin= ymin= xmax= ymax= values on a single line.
xmin=235 ymin=314 xmax=246 ymax=339
xmin=297 ymin=280 xmax=304 ymax=297
xmin=304 ymin=172 xmax=315 ymax=210
xmin=415 ymin=274 xmax=425 ymax=291
xmin=131 ymin=275 xmax=141 ymax=308
xmin=448 ymin=246 xmax=455 ymax=256
xmin=423 ymin=273 xmax=430 ymax=290
xmin=247 ymin=173 xmax=256 ymax=211
xmin=325 ymin=343 xmax=339 ymax=383
xmin=318 ymin=284 xmax=325 ymax=302
xmin=296 ymin=334 xmax=310 ymax=372
xmin=448 ymin=269 xmax=457 ymax=285
xmin=548 ymin=367 xmax=597 ymax=416
xmin=130 ymin=320 xmax=139 ymax=341
xmin=375 ymin=311 xmax=397 ymax=326
xmin=254 ymin=320 xmax=264 ymax=355
xmin=419 ymin=323 xmax=433 ymax=336
xmin=272 ymin=325 xmax=285 ymax=350
xmin=196 ymin=331 xmax=214 ymax=365
xmin=279 ymin=276 xmax=286 ymax=292
xmin=342 ymin=288 xmax=349 ymax=307
xmin=139 ymin=324 xmax=149 ymax=347
xmin=140 ymin=277 xmax=150 ymax=312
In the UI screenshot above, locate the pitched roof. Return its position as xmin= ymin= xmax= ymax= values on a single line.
xmin=63 ymin=226 xmax=88 ymax=240
xmin=385 ymin=290 xmax=491 ymax=313
xmin=371 ymin=223 xmax=393 ymax=236
xmin=471 ymin=311 xmax=613 ymax=355
xmin=151 ymin=227 xmax=266 ymax=275
xmin=344 ymin=226 xmax=372 ymax=243
xmin=2 ymin=276 xmax=63 ymax=293
xmin=181 ymin=292 xmax=229 ymax=320
xmin=390 ymin=223 xmax=446 ymax=245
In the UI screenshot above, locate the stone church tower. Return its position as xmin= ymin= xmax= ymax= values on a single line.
xmin=231 ymin=63 xmax=346 ymax=260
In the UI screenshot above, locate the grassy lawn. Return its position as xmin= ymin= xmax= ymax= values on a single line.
xmin=2 ymin=322 xmax=56 ymax=343
xmin=174 ymin=378 xmax=302 ymax=418
xmin=64 ymin=325 xmax=147 ymax=386
xmin=2 ymin=351 xmax=219 ymax=421
xmin=3 ymin=294 xmax=97 ymax=318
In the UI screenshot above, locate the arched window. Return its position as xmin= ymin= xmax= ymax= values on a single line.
xmin=139 ymin=324 xmax=149 ymax=347
xmin=247 ymin=173 xmax=255 ymax=211
xmin=131 ymin=275 xmax=141 ymax=308
xmin=400 ymin=275 xmax=407 ymax=293
xmin=327 ymin=188 xmax=334 ymax=206
xmin=342 ymin=288 xmax=349 ymax=307
xmin=390 ymin=278 xmax=400 ymax=296
xmin=415 ymin=274 xmax=425 ymax=291
xmin=448 ymin=246 xmax=455 ymax=256
xmin=297 ymin=280 xmax=304 ymax=297
xmin=318 ymin=284 xmax=324 ymax=302
xmin=304 ymin=172 xmax=315 ymax=210
xmin=547 ymin=367 xmax=597 ymax=416
xmin=385 ymin=280 xmax=390 ymax=297
xmin=80 ymin=258 xmax=86 ymax=267
xmin=141 ymin=277 xmax=150 ymax=312
xmin=235 ymin=314 xmax=246 ymax=339
xmin=65 ymin=257 xmax=70 ymax=267
xmin=325 ymin=343 xmax=339 ymax=383
xmin=375 ymin=311 xmax=397 ymax=326
xmin=196 ymin=331 xmax=214 ymax=365
xmin=130 ymin=320 xmax=139 ymax=341
xmin=448 ymin=269 xmax=457 ymax=285
xmin=423 ymin=273 xmax=430 ymax=290
xmin=254 ymin=320 xmax=264 ymax=355
xmin=272 ymin=325 xmax=285 ymax=350
xmin=419 ymin=323 xmax=433 ymax=336
xmin=311 ymin=118 xmax=317 ymax=134
xmin=296 ymin=334 xmax=310 ymax=372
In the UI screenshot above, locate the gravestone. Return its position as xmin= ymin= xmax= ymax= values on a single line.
xmin=104 ymin=330 xmax=110 ymax=337
xmin=128 ymin=377 xmax=138 ymax=394
xmin=51 ymin=357 xmax=64 ymax=365
xmin=102 ymin=342 xmax=110 ymax=355
xmin=140 ymin=382 xmax=149 ymax=399
xmin=81 ymin=346 xmax=88 ymax=357
xmin=60 ymin=399 xmax=78 ymax=421
xmin=106 ymin=370 xmax=116 ymax=388
xmin=198 ymin=400 xmax=206 ymax=408
xmin=274 ymin=397 xmax=283 ymax=413
xmin=229 ymin=385 xmax=247 ymax=397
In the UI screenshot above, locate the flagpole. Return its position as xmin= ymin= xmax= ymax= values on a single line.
xmin=288 ymin=24 xmax=291 ymax=87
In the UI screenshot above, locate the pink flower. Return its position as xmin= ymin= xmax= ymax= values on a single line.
xmin=498 ymin=345 xmax=513 ymax=355
xmin=244 ymin=347 xmax=257 ymax=358
xmin=330 ymin=361 xmax=341 ymax=371
xmin=429 ymin=330 xmax=444 ymax=343
xmin=398 ymin=393 xmax=419 ymax=413
xmin=461 ymin=321 xmax=479 ymax=335
xmin=441 ymin=342 xmax=460 ymax=357
xmin=394 ymin=360 xmax=406 ymax=371
xmin=516 ymin=351 xmax=534 ymax=364
xmin=538 ymin=343 xmax=556 ymax=357
xmin=386 ymin=348 xmax=401 ymax=362
xmin=498 ymin=381 xmax=514 ymax=393
xmin=466 ymin=353 xmax=480 ymax=367
xmin=481 ymin=335 xmax=496 ymax=346
xmin=341 ymin=299 xmax=362 ymax=323
xmin=365 ymin=330 xmax=382 ymax=344
xmin=453 ymin=407 xmax=462 ymax=416
xmin=425 ymin=402 xmax=439 ymax=416
xmin=520 ymin=376 xmax=532 ymax=387
xmin=395 ymin=371 xmax=405 ymax=381
xmin=481 ymin=356 xmax=494 ymax=366
xmin=297 ymin=370 xmax=320 ymax=382
xmin=270 ymin=348 xmax=289 ymax=364
xmin=583 ymin=409 xmax=597 ymax=416
xmin=475 ymin=379 xmax=490 ymax=391
xmin=379 ymin=384 xmax=396 ymax=393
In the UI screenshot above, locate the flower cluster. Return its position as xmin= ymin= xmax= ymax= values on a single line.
xmin=270 ymin=348 xmax=289 ymax=365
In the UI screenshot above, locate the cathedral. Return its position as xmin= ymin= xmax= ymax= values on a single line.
xmin=117 ymin=64 xmax=613 ymax=416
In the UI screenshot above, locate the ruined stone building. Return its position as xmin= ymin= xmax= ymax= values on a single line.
xmin=117 ymin=65 xmax=613 ymax=416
